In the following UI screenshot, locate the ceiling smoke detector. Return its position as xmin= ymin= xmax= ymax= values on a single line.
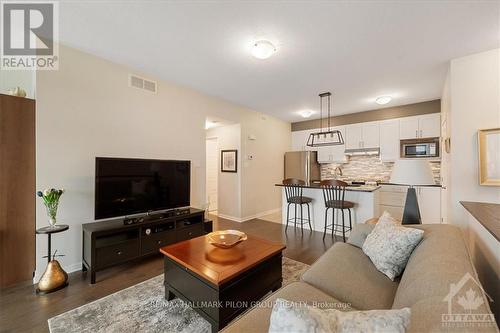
xmin=251 ymin=40 xmax=276 ymax=59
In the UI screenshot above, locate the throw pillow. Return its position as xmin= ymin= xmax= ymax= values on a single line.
xmin=362 ymin=211 xmax=424 ymax=281
xmin=347 ymin=224 xmax=375 ymax=248
xmin=268 ymin=298 xmax=411 ymax=333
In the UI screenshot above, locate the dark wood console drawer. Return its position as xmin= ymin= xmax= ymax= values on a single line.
xmin=177 ymin=225 xmax=204 ymax=242
xmin=96 ymin=240 xmax=139 ymax=268
xmin=82 ymin=208 xmax=205 ymax=284
xmin=142 ymin=231 xmax=176 ymax=255
xmin=177 ymin=216 xmax=203 ymax=229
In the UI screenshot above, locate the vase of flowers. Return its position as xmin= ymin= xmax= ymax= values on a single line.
xmin=37 ymin=188 xmax=64 ymax=227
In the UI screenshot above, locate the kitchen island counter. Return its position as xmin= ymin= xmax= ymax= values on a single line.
xmin=275 ymin=183 xmax=380 ymax=192
xmin=276 ymin=184 xmax=380 ymax=234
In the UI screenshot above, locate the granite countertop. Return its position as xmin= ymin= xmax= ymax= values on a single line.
xmin=461 ymin=201 xmax=500 ymax=242
xmin=275 ymin=183 xmax=381 ymax=192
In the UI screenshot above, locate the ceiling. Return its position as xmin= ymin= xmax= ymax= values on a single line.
xmin=58 ymin=1 xmax=500 ymax=122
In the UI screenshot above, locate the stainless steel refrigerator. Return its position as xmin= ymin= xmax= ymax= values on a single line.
xmin=284 ymin=151 xmax=321 ymax=184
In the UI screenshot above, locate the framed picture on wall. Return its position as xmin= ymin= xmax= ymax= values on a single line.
xmin=221 ymin=150 xmax=237 ymax=173
xmin=478 ymin=128 xmax=500 ymax=186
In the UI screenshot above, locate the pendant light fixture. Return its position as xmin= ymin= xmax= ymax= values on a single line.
xmin=306 ymin=92 xmax=344 ymax=147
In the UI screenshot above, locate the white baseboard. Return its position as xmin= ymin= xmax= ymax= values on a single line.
xmin=216 ymin=213 xmax=243 ymax=222
xmin=218 ymin=208 xmax=281 ymax=223
xmin=242 ymin=208 xmax=281 ymax=222
xmin=33 ymin=262 xmax=82 ymax=284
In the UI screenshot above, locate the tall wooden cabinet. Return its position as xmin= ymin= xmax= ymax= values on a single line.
xmin=0 ymin=94 xmax=36 ymax=288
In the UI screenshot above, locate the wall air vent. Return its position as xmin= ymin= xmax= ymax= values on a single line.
xmin=129 ymin=74 xmax=157 ymax=93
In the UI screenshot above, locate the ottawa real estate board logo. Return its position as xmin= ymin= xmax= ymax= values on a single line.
xmin=1 ymin=0 xmax=59 ymax=70
xmin=442 ymin=272 xmax=495 ymax=329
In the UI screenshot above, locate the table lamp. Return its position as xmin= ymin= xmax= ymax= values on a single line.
xmin=390 ymin=160 xmax=435 ymax=224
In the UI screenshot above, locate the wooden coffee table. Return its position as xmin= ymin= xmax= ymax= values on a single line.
xmin=160 ymin=234 xmax=285 ymax=332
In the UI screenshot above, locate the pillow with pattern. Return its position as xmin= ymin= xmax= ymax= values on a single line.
xmin=362 ymin=211 xmax=424 ymax=281
xmin=268 ymin=298 xmax=411 ymax=333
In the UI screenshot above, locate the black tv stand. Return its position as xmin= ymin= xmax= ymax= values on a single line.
xmin=122 ymin=208 xmax=192 ymax=226
xmin=82 ymin=207 xmax=211 ymax=284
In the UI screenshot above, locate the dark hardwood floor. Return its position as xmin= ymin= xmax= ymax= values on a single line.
xmin=0 ymin=215 xmax=338 ymax=333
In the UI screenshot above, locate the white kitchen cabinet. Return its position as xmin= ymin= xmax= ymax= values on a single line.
xmin=345 ymin=122 xmax=379 ymax=149
xmin=379 ymin=119 xmax=400 ymax=161
xmin=379 ymin=205 xmax=404 ymax=222
xmin=400 ymin=114 xmax=440 ymax=139
xmin=379 ymin=185 xmax=407 ymax=222
xmin=291 ymin=130 xmax=314 ymax=151
xmin=345 ymin=124 xmax=363 ymax=149
xmin=419 ymin=113 xmax=441 ymax=138
xmin=399 ymin=116 xmax=420 ymax=140
xmin=416 ymin=186 xmax=441 ymax=224
xmin=317 ymin=147 xmax=329 ymax=163
xmin=317 ymin=145 xmax=348 ymax=163
xmin=378 ymin=185 xmax=441 ymax=224
xmin=316 ymin=126 xmax=347 ymax=163
xmin=362 ymin=122 xmax=380 ymax=148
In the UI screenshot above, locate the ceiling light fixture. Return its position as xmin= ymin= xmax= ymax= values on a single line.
xmin=299 ymin=110 xmax=314 ymax=118
xmin=251 ymin=40 xmax=276 ymax=59
xmin=306 ymin=92 xmax=344 ymax=147
xmin=375 ymin=95 xmax=392 ymax=105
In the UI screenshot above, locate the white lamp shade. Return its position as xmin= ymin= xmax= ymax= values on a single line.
xmin=390 ymin=160 xmax=435 ymax=186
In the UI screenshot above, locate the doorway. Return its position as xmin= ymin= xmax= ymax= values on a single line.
xmin=206 ymin=137 xmax=218 ymax=213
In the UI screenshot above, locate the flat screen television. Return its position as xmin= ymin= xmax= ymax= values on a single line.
xmin=95 ymin=157 xmax=190 ymax=220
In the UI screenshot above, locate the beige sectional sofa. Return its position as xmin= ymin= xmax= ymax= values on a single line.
xmin=223 ymin=224 xmax=498 ymax=332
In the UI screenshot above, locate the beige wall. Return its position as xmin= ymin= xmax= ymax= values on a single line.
xmin=0 ymin=70 xmax=36 ymax=98
xmin=444 ymin=48 xmax=500 ymax=316
xmin=35 ymin=44 xmax=290 ymax=278
xmin=240 ymin=113 xmax=290 ymax=219
xmin=206 ymin=124 xmax=242 ymax=219
xmin=206 ymin=115 xmax=291 ymax=221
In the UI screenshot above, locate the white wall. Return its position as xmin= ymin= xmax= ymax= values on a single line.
xmin=448 ymin=48 xmax=500 ymax=227
xmin=35 ymin=44 xmax=290 ymax=279
xmin=466 ymin=212 xmax=500 ymax=319
xmin=440 ymin=70 xmax=451 ymax=224
xmin=444 ymin=48 xmax=500 ymax=318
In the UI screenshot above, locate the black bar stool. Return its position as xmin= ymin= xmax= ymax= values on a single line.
xmin=320 ymin=179 xmax=354 ymax=242
xmin=283 ymin=178 xmax=313 ymax=232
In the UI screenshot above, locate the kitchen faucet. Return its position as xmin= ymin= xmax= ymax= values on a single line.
xmin=334 ymin=166 xmax=343 ymax=179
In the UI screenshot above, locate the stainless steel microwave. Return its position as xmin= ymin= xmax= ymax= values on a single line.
xmin=400 ymin=138 xmax=439 ymax=158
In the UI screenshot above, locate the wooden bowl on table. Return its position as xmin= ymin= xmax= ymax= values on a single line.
xmin=206 ymin=230 xmax=247 ymax=249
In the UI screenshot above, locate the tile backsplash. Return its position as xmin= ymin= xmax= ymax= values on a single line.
xmin=321 ymin=155 xmax=441 ymax=184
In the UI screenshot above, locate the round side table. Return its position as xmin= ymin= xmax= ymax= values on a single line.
xmin=35 ymin=225 xmax=69 ymax=294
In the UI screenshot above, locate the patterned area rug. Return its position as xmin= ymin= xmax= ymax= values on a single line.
xmin=48 ymin=257 xmax=309 ymax=333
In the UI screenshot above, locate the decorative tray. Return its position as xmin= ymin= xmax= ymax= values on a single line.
xmin=206 ymin=230 xmax=247 ymax=249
